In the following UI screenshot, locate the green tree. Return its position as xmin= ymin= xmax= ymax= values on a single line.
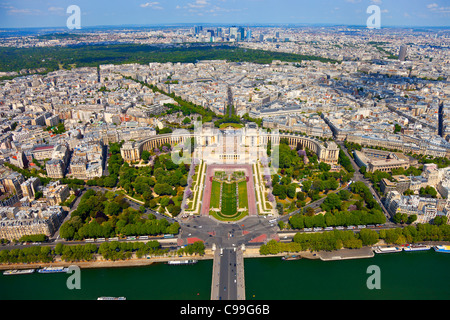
xmin=302 ymin=180 xmax=312 ymax=193
xmin=141 ymin=150 xmax=151 ymax=161
xmin=359 ymin=228 xmax=379 ymax=246
xmin=104 ymin=201 xmax=122 ymax=216
xmin=287 ymin=184 xmax=297 ymax=199
xmin=320 ymin=193 xmax=341 ymax=212
xmin=154 ymin=183 xmax=175 ymax=196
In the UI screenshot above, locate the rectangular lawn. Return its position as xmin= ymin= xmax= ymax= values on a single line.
xmin=238 ymin=181 xmax=248 ymax=209
xmin=210 ymin=180 xmax=221 ymax=209
xmin=221 ymin=182 xmax=237 ymax=216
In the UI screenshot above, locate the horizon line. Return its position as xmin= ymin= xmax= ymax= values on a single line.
xmin=1 ymin=23 xmax=450 ymax=30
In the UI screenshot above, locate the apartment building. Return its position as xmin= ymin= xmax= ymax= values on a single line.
xmin=0 ymin=206 xmax=65 ymax=241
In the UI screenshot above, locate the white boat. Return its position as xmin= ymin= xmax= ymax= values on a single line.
xmin=374 ymin=246 xmax=402 ymax=254
xmin=38 ymin=267 xmax=69 ymax=273
xmin=97 ymin=297 xmax=126 ymax=300
xmin=434 ymin=245 xmax=450 ymax=253
xmin=404 ymin=245 xmax=430 ymax=252
xmin=3 ymin=269 xmax=35 ymax=275
xmin=167 ymin=260 xmax=198 ymax=265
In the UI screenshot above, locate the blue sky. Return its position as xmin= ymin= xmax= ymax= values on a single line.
xmin=0 ymin=0 xmax=449 ymax=28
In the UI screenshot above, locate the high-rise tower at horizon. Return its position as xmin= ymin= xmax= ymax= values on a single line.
xmin=399 ymin=45 xmax=407 ymax=61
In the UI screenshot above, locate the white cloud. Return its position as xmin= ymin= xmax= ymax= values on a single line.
xmin=48 ymin=6 xmax=65 ymax=15
xmin=7 ymin=8 xmax=41 ymax=15
xmin=427 ymin=3 xmax=450 ymax=14
xmin=140 ymin=2 xmax=163 ymax=10
xmin=187 ymin=0 xmax=210 ymax=9
xmin=182 ymin=0 xmax=246 ymax=16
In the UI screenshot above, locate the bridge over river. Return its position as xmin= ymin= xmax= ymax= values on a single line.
xmin=211 ymin=246 xmax=245 ymax=300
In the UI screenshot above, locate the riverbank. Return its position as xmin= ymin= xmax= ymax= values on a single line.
xmin=0 ymin=253 xmax=214 ymax=271
xmin=244 ymin=246 xmax=374 ymax=261
xmin=1 ymin=242 xmax=449 ymax=271
xmin=0 ymin=248 xmax=320 ymax=271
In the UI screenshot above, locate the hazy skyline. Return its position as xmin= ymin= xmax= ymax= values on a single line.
xmin=0 ymin=0 xmax=449 ymax=29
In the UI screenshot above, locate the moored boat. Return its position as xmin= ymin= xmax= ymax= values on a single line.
xmin=281 ymin=255 xmax=301 ymax=261
xmin=38 ymin=267 xmax=69 ymax=273
xmin=404 ymin=245 xmax=430 ymax=252
xmin=3 ymin=269 xmax=35 ymax=275
xmin=374 ymin=246 xmax=402 ymax=254
xmin=434 ymin=245 xmax=450 ymax=253
xmin=167 ymin=260 xmax=198 ymax=265
xmin=97 ymin=297 xmax=126 ymax=300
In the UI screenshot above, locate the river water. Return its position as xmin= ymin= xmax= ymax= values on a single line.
xmin=0 ymin=250 xmax=448 ymax=300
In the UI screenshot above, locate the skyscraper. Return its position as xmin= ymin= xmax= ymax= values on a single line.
xmin=246 ymin=28 xmax=251 ymax=41
xmin=399 ymin=46 xmax=407 ymax=61
xmin=238 ymin=27 xmax=245 ymax=41
xmin=438 ymin=101 xmax=445 ymax=137
xmin=229 ymin=27 xmax=238 ymax=39
xmin=194 ymin=25 xmax=203 ymax=35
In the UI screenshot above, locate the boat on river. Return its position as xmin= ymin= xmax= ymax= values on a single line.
xmin=38 ymin=267 xmax=69 ymax=273
xmin=404 ymin=245 xmax=430 ymax=252
xmin=3 ymin=269 xmax=35 ymax=275
xmin=374 ymin=246 xmax=402 ymax=254
xmin=167 ymin=260 xmax=198 ymax=265
xmin=281 ymin=255 xmax=301 ymax=261
xmin=434 ymin=245 xmax=450 ymax=253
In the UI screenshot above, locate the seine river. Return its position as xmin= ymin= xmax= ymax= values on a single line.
xmin=0 ymin=250 xmax=449 ymax=300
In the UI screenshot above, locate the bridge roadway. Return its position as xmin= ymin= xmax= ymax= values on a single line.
xmin=211 ymin=246 xmax=245 ymax=300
